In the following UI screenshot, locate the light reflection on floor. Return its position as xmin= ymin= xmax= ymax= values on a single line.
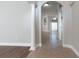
xmin=50 ymin=31 xmax=58 ymax=48
xmin=50 ymin=22 xmax=58 ymax=48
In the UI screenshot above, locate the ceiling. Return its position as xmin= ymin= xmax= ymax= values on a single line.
xmin=42 ymin=1 xmax=60 ymax=13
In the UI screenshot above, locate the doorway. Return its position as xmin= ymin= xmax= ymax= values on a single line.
xmin=41 ymin=1 xmax=62 ymax=48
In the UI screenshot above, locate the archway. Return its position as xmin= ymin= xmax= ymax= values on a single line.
xmin=32 ymin=1 xmax=73 ymax=50
xmin=41 ymin=1 xmax=63 ymax=48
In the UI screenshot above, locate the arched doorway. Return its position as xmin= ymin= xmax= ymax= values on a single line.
xmin=41 ymin=1 xmax=63 ymax=48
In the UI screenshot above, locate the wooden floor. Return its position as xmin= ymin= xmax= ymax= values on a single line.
xmin=0 ymin=46 xmax=30 ymax=58
xmin=27 ymin=31 xmax=78 ymax=58
xmin=0 ymin=31 xmax=77 ymax=58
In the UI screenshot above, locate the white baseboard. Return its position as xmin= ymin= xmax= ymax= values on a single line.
xmin=29 ymin=46 xmax=36 ymax=51
xmin=0 ymin=42 xmax=31 ymax=47
xmin=63 ymin=44 xmax=79 ymax=57
xmin=29 ymin=43 xmax=42 ymax=51
xmin=36 ymin=43 xmax=42 ymax=48
xmin=0 ymin=42 xmax=39 ymax=51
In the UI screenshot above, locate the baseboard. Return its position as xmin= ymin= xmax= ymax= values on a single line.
xmin=29 ymin=43 xmax=42 ymax=51
xmin=36 ymin=43 xmax=42 ymax=48
xmin=63 ymin=44 xmax=79 ymax=57
xmin=29 ymin=46 xmax=36 ymax=51
xmin=0 ymin=42 xmax=31 ymax=47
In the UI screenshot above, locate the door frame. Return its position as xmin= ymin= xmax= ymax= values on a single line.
xmin=40 ymin=1 xmax=63 ymax=47
xmin=31 ymin=1 xmax=68 ymax=50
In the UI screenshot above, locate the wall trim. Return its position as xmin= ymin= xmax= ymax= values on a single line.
xmin=0 ymin=42 xmax=31 ymax=47
xmin=63 ymin=44 xmax=79 ymax=57
xmin=30 ymin=4 xmax=36 ymax=51
xmin=30 ymin=43 xmax=42 ymax=51
xmin=29 ymin=43 xmax=41 ymax=51
xmin=36 ymin=43 xmax=42 ymax=48
xmin=29 ymin=46 xmax=36 ymax=51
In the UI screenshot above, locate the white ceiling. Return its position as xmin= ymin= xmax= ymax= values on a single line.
xmin=42 ymin=1 xmax=59 ymax=13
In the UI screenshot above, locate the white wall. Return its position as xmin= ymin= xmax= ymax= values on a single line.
xmin=0 ymin=2 xmax=33 ymax=45
xmin=62 ymin=4 xmax=72 ymax=45
xmin=61 ymin=2 xmax=79 ymax=57
xmin=70 ymin=2 xmax=79 ymax=56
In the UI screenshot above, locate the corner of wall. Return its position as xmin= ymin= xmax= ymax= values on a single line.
xmin=34 ymin=43 xmax=42 ymax=49
xmin=63 ymin=44 xmax=79 ymax=57
xmin=29 ymin=43 xmax=42 ymax=51
xmin=29 ymin=46 xmax=36 ymax=51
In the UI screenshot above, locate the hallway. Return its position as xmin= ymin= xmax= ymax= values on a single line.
xmin=50 ymin=31 xmax=60 ymax=48
xmin=27 ymin=31 xmax=78 ymax=58
xmin=42 ymin=31 xmax=61 ymax=49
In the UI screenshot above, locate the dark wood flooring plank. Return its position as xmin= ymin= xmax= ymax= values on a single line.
xmin=0 ymin=46 xmax=30 ymax=58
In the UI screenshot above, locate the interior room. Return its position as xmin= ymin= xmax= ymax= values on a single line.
xmin=0 ymin=1 xmax=78 ymax=58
